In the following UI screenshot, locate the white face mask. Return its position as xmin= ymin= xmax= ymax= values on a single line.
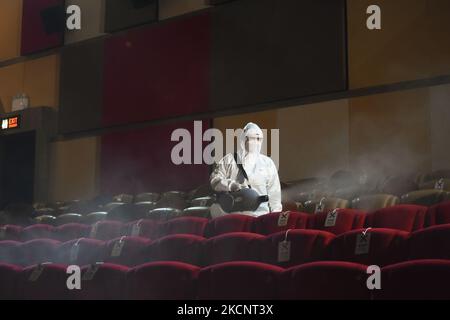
xmin=247 ymin=140 xmax=260 ymax=154
xmin=245 ymin=137 xmax=262 ymax=155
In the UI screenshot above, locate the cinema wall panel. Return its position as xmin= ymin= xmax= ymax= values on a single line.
xmin=429 ymin=84 xmax=450 ymax=172
xmin=64 ymin=0 xmax=106 ymax=44
xmin=0 ymin=0 xmax=23 ymax=62
xmin=277 ymin=100 xmax=350 ymax=182
xmin=21 ymin=0 xmax=65 ymax=55
xmin=59 ymin=39 xmax=104 ymax=134
xmin=0 ymin=55 xmax=59 ymax=113
xmin=210 ymin=0 xmax=347 ymax=111
xmin=347 ymin=0 xmax=450 ymax=89
xmin=49 ymin=137 xmax=100 ymax=202
xmin=23 ymin=54 xmax=60 ymax=109
xmin=102 ymin=12 xmax=210 ymax=127
xmin=427 ymin=0 xmax=450 ymax=77
xmin=159 ymin=0 xmax=209 ymax=20
xmin=349 ymin=88 xmax=431 ymax=177
xmin=104 ymin=0 xmax=158 ymax=33
xmin=100 ymin=120 xmax=211 ymax=195
xmin=0 ymin=64 xmax=25 ymax=113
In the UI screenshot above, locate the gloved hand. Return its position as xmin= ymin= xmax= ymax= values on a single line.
xmin=229 ymin=181 xmax=242 ymax=192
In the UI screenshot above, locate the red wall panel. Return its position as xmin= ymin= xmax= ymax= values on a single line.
xmin=100 ymin=121 xmax=211 ymax=195
xmin=21 ymin=0 xmax=64 ymax=55
xmin=102 ymin=12 xmax=211 ymax=127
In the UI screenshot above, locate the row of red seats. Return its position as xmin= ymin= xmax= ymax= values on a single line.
xmin=0 ymin=202 xmax=450 ymax=241
xmin=0 ymin=217 xmax=208 ymax=242
xmin=1 ymin=259 xmax=449 ymax=300
xmin=2 ymin=223 xmax=450 ymax=268
xmin=2 ymin=202 xmax=450 ymax=242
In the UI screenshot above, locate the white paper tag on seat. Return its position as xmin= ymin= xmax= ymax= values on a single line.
xmin=435 ymin=178 xmax=445 ymax=190
xmin=70 ymin=244 xmax=80 ymax=262
xmin=29 ymin=264 xmax=46 ymax=282
xmin=324 ymin=209 xmax=339 ymax=227
xmin=315 ymin=203 xmax=324 ymax=213
xmin=111 ymin=239 xmax=125 ymax=257
xmin=278 ymin=241 xmax=291 ymax=262
xmin=90 ymin=223 xmax=99 ymax=238
xmin=355 ymin=231 xmax=371 ymax=255
xmin=278 ymin=212 xmax=290 ymax=227
xmin=315 ymin=197 xmax=326 ymax=213
xmin=131 ymin=222 xmax=142 ymax=237
xmin=82 ymin=263 xmax=103 ymax=281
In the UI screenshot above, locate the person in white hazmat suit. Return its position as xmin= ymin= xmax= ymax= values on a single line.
xmin=210 ymin=122 xmax=282 ymax=218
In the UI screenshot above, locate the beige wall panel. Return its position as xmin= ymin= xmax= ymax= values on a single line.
xmin=429 ymin=83 xmax=450 ymax=171
xmin=49 ymin=137 xmax=100 ymax=202
xmin=0 ymin=0 xmax=22 ymax=62
xmin=277 ymin=100 xmax=350 ymax=182
xmin=159 ymin=0 xmax=209 ymax=20
xmin=349 ymin=88 xmax=431 ymax=177
xmin=348 ymin=0 xmax=430 ymax=88
xmin=0 ymin=63 xmax=25 ymax=113
xmin=23 ymin=54 xmax=60 ymax=108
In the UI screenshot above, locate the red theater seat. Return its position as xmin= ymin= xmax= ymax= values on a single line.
xmin=20 ymin=239 xmax=61 ymax=266
xmin=84 ymin=212 xmax=108 ymax=224
xmin=55 ymin=223 xmax=91 ymax=242
xmin=147 ymin=208 xmax=183 ymax=220
xmin=190 ymin=196 xmax=214 ymax=207
xmin=377 ymin=260 xmax=450 ymax=300
xmin=281 ymin=261 xmax=370 ymax=300
xmin=0 ymin=225 xmax=22 ymax=241
xmin=76 ymin=263 xmax=129 ymax=300
xmin=89 ymin=221 xmax=123 ymax=240
xmin=426 ymin=201 xmax=450 ymax=226
xmin=103 ymin=202 xmax=126 ymax=212
xmin=21 ymin=224 xmax=56 ymax=241
xmin=33 ymin=215 xmax=57 ymax=226
xmin=103 ymin=236 xmax=150 ymax=267
xmin=106 ymin=203 xmax=138 ymax=222
xmin=155 ymin=192 xmax=188 ymax=210
xmin=262 ymin=229 xmax=335 ymax=267
xmin=55 ymin=213 xmax=85 ymax=226
xmin=409 ymin=225 xmax=450 ymax=260
xmin=308 ymin=209 xmax=366 ymax=235
xmin=325 ymin=228 xmax=409 ymax=266
xmin=364 ymin=205 xmax=427 ymax=232
xmin=127 ymin=261 xmax=200 ymax=300
xmin=18 ymin=263 xmax=72 ymax=300
xmin=351 ymin=194 xmax=399 ymax=211
xmin=0 ymin=263 xmax=22 ymax=299
xmin=182 ymin=207 xmax=211 ymax=219
xmin=123 ymin=219 xmax=156 ymax=238
xmin=204 ymin=214 xmax=255 ymax=238
xmin=156 ymin=217 xmax=208 ymax=238
xmin=144 ymin=234 xmax=205 ymax=266
xmin=55 ymin=238 xmax=105 ymax=266
xmin=197 ymin=261 xmax=283 ymax=300
xmin=0 ymin=241 xmax=22 ymax=265
xmin=135 ymin=192 xmax=160 ymax=203
xmin=203 ymin=233 xmax=265 ymax=266
xmin=131 ymin=202 xmax=156 ymax=219
xmin=252 ymin=211 xmax=309 ymax=235
xmin=380 ymin=175 xmax=418 ymax=197
xmin=401 ymin=189 xmax=448 ymax=206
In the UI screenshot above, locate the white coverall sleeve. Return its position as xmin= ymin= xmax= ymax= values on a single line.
xmin=267 ymin=159 xmax=282 ymax=212
xmin=210 ymin=154 xmax=235 ymax=192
